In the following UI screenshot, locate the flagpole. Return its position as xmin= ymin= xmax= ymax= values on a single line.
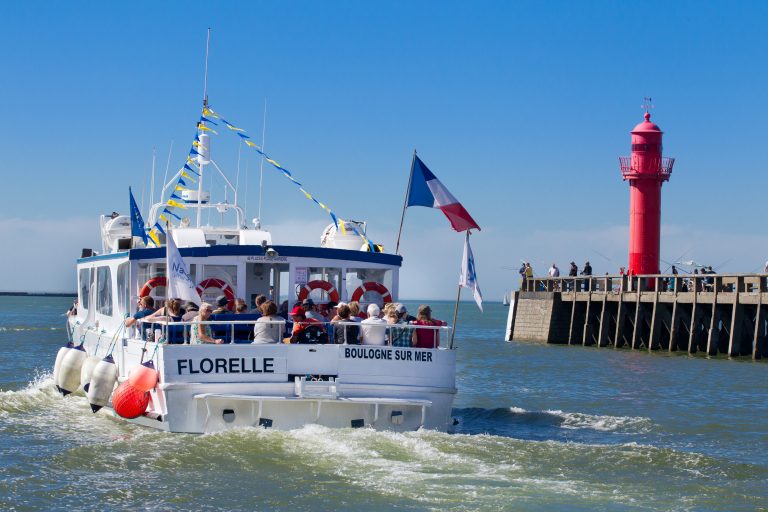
xmin=450 ymin=230 xmax=470 ymax=349
xmin=395 ymin=150 xmax=416 ymax=255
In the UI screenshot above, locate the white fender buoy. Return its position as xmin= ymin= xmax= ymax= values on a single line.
xmin=57 ymin=344 xmax=87 ymax=396
xmin=87 ymin=355 xmax=118 ymax=413
xmin=80 ymin=355 xmax=101 ymax=393
xmin=53 ymin=342 xmax=74 ymax=394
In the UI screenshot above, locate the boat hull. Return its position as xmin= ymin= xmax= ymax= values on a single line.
xmin=75 ymin=326 xmax=457 ymax=433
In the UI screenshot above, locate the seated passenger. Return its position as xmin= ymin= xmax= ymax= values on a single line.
xmin=303 ymin=298 xmax=327 ymax=322
xmin=145 ymin=298 xmax=183 ymax=322
xmin=329 ymin=301 xmax=347 ymax=323
xmin=234 ymin=301 xmax=249 ymax=314
xmin=326 ymin=301 xmax=339 ymax=322
xmin=212 ymin=295 xmax=230 ymax=315
xmin=190 ymin=303 xmax=224 ymax=344
xmin=181 ymin=301 xmax=199 ymax=321
xmin=411 ymin=305 xmax=446 ymax=349
xmin=347 ymin=301 xmax=363 ymax=322
xmin=251 ymin=294 xmax=267 ymax=313
xmin=395 ymin=303 xmax=416 ymax=323
xmin=288 ymin=306 xmax=327 ymax=344
xmin=125 ymin=296 xmax=156 ymax=327
xmin=386 ymin=309 xmax=412 ymax=347
xmin=278 ymin=300 xmax=289 ymax=320
xmin=234 ymin=297 xmax=247 ymax=312
xmin=360 ymin=304 xmax=387 ymax=345
xmin=332 ymin=304 xmax=360 ymax=345
xmin=253 ymin=300 xmax=282 ymax=344
xmin=382 ymin=302 xmax=396 ymax=320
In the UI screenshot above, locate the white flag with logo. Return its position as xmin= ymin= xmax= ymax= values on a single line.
xmin=459 ymin=235 xmax=483 ymax=312
xmin=166 ymin=232 xmax=201 ymax=304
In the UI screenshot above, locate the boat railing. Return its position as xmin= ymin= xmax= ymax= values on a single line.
xmin=134 ymin=318 xmax=452 ymax=348
xmin=136 ymin=318 xmax=286 ymax=345
xmin=332 ymin=321 xmax=452 ymax=349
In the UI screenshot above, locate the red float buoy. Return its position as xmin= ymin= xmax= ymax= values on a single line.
xmin=111 ymin=381 xmax=149 ymax=419
xmin=127 ymin=361 xmax=158 ymax=392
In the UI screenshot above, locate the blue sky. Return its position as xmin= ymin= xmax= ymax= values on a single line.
xmin=1 ymin=1 xmax=767 ymax=298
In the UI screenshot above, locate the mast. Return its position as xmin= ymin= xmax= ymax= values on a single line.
xmin=197 ymin=28 xmax=211 ymax=228
xmin=257 ymin=98 xmax=267 ymax=224
xmin=395 ymin=150 xmax=416 ymax=254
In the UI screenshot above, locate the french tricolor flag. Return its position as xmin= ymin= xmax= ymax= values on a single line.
xmin=406 ymin=155 xmax=480 ymax=232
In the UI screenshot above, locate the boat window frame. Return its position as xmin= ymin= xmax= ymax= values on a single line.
xmin=78 ymin=267 xmax=92 ymax=312
xmin=96 ymin=265 xmax=113 ymax=316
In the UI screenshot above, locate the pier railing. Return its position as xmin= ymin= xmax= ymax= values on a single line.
xmin=520 ymin=273 xmax=767 ymax=294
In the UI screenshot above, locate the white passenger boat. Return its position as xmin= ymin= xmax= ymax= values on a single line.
xmin=59 ymin=101 xmax=457 ymax=433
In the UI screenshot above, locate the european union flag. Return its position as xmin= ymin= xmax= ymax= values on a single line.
xmin=129 ymin=187 xmax=148 ymax=246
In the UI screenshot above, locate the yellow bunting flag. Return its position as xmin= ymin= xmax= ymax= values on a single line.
xmin=181 ymin=171 xmax=197 ymax=182
xmin=175 ymin=185 xmax=190 ymax=192
xmin=148 ymin=229 xmax=161 ymax=246
xmin=167 ymin=199 xmax=187 ymax=209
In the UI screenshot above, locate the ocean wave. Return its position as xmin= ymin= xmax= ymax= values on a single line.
xmin=455 ymin=406 xmax=653 ymax=435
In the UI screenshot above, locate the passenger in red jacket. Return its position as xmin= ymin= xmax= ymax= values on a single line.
xmin=411 ymin=305 xmax=446 ymax=349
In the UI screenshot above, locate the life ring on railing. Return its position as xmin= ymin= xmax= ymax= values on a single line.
xmin=350 ymin=282 xmax=392 ymax=304
xmin=196 ymin=278 xmax=236 ymax=309
xmin=297 ymin=280 xmax=340 ymax=303
xmin=139 ymin=277 xmax=167 ymax=298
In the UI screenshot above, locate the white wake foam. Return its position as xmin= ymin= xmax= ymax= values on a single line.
xmin=546 ymin=409 xmax=652 ymax=432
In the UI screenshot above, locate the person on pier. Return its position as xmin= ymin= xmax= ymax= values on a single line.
xmin=580 ymin=261 xmax=593 ymax=291
xmin=548 ymin=263 xmax=560 ymax=290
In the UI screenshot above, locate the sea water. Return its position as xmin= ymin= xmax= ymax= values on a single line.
xmin=0 ymin=296 xmax=765 ymax=511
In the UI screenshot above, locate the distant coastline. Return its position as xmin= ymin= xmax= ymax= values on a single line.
xmin=0 ymin=292 xmax=76 ymax=297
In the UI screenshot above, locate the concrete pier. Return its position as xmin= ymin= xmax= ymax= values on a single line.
xmin=506 ymin=274 xmax=768 ymax=359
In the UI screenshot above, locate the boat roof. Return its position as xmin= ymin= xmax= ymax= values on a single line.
xmin=77 ymin=244 xmax=402 ymax=266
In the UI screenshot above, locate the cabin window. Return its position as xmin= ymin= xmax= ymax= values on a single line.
xmin=97 ymin=266 xmax=113 ymax=316
xmin=346 ymin=268 xmax=394 ymax=307
xmin=199 ymin=265 xmax=237 ymax=303
xmin=300 ymin=267 xmax=341 ymax=303
xmin=116 ymin=262 xmax=129 ymax=317
xmin=78 ymin=268 xmax=91 ymax=310
xmin=136 ymin=263 xmax=167 ymax=301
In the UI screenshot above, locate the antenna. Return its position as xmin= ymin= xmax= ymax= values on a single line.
xmin=203 ymin=27 xmax=211 ymax=107
xmin=150 ymin=147 xmax=156 ymax=208
xmin=257 ymin=98 xmax=267 ymax=222
xmin=162 ymin=140 xmax=174 ymax=197
xmin=641 ymin=96 xmax=654 ymax=113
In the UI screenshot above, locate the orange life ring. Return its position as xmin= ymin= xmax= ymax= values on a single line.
xmin=350 ymin=282 xmax=392 ymax=304
xmin=297 ymin=280 xmax=340 ymax=303
xmin=139 ymin=277 xmax=167 ymax=298
xmin=196 ymin=278 xmax=236 ymax=310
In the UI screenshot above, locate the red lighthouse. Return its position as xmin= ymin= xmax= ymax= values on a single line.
xmin=619 ymin=103 xmax=675 ymax=275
